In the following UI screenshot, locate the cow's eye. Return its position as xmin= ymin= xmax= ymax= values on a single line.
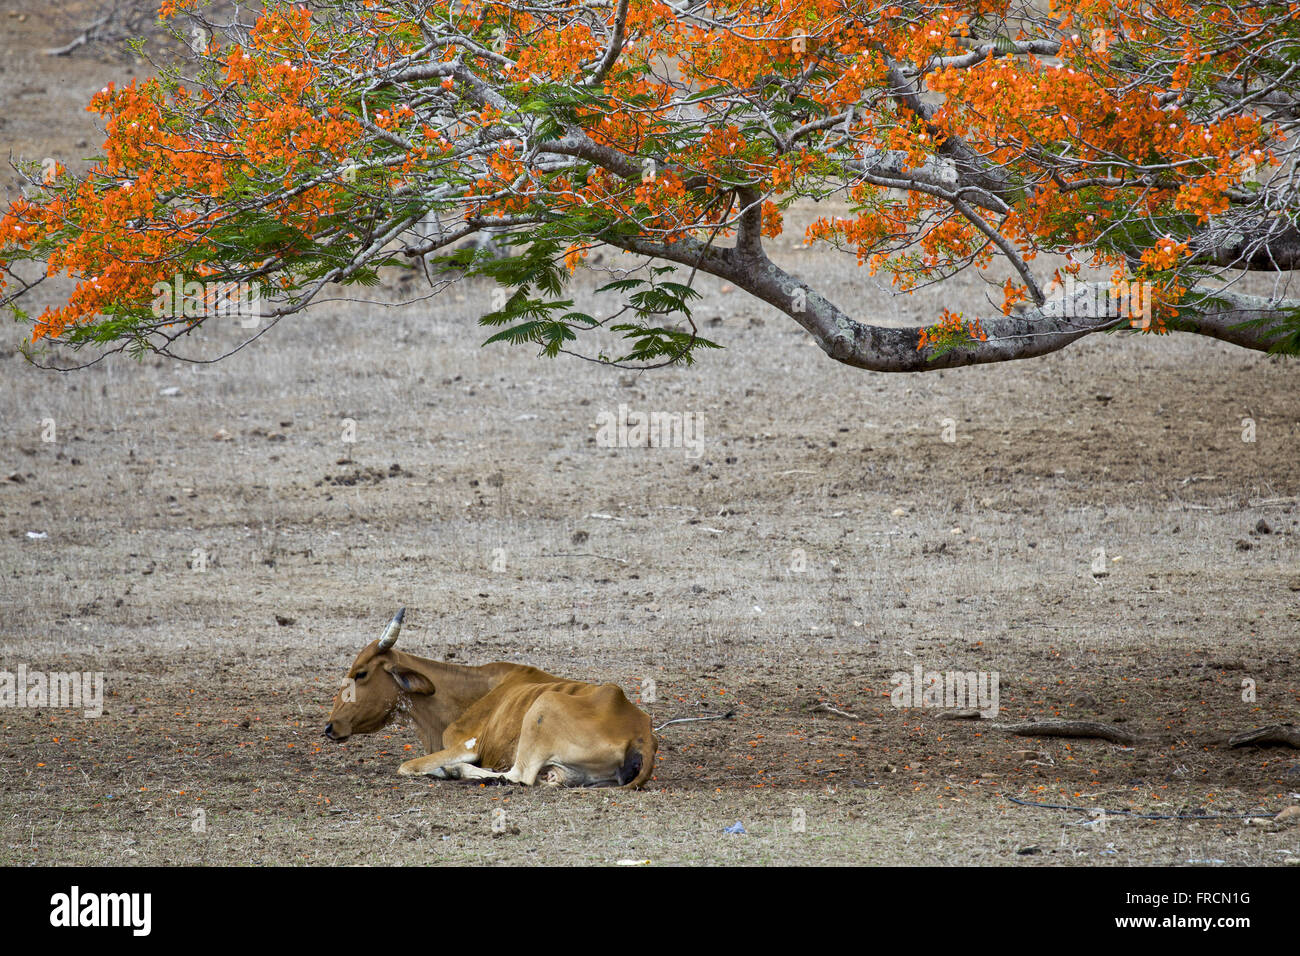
xmin=354 ymin=671 xmax=367 ymax=680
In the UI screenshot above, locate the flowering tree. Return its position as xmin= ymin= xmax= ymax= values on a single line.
xmin=3 ymin=0 xmax=1298 ymax=371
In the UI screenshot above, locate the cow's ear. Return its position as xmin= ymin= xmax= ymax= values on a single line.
xmin=384 ymin=663 xmax=435 ymax=695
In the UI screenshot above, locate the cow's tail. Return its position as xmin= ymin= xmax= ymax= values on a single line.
xmin=617 ymin=731 xmax=657 ymax=789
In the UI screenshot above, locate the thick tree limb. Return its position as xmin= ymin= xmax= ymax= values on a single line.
xmin=716 ymin=250 xmax=1299 ymax=372
xmin=1199 ymin=225 xmax=1300 ymax=271
xmin=585 ymin=224 xmax=1298 ymax=371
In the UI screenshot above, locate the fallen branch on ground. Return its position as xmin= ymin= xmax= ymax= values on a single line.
xmin=1227 ymin=724 xmax=1300 ymax=749
xmin=987 ymin=720 xmax=1143 ymax=745
xmin=936 ymin=709 xmax=983 ymax=720
xmin=544 ymin=551 xmax=629 ymax=564
xmin=1005 ymin=796 xmax=1276 ymax=821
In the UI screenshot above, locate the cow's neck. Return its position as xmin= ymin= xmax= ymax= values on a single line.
xmin=391 ymin=651 xmax=510 ymax=752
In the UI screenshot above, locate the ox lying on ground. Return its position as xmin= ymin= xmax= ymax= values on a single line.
xmin=323 ymin=609 xmax=656 ymax=788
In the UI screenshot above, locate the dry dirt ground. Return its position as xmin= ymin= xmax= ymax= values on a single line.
xmin=1 ymin=3 xmax=1299 ymax=866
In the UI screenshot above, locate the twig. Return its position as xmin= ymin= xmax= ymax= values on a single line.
xmin=812 ymin=702 xmax=861 ymax=720
xmin=654 ymin=710 xmax=735 ymax=733
xmin=544 ymin=551 xmax=628 ymax=564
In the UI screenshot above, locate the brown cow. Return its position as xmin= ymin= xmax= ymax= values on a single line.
xmin=323 ymin=609 xmax=656 ymax=788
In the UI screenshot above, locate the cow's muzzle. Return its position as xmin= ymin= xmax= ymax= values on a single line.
xmin=323 ymin=722 xmax=348 ymax=742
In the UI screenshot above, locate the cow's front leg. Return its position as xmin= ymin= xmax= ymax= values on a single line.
xmin=398 ymin=747 xmax=480 ymax=778
xmin=457 ymin=762 xmax=508 ymax=782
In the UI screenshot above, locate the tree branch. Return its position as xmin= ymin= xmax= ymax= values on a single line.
xmin=708 ymin=251 xmax=1298 ymax=372
xmin=581 ymin=0 xmax=629 ymax=87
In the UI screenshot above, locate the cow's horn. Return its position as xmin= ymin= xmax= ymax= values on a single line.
xmin=377 ymin=607 xmax=405 ymax=650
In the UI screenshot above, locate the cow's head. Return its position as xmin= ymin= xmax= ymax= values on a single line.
xmin=323 ymin=608 xmax=436 ymax=741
